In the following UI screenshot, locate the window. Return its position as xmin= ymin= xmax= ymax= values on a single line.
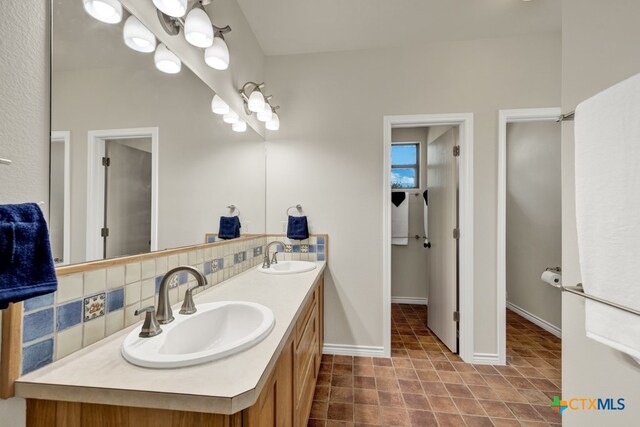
xmin=391 ymin=143 xmax=419 ymax=189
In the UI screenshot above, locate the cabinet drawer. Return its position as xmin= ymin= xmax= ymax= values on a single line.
xmin=295 ymin=290 xmax=317 ymax=346
xmin=296 ymin=337 xmax=318 ymax=427
xmin=295 ymin=309 xmax=317 ymax=399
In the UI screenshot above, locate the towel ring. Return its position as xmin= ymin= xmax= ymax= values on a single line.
xmin=286 ymin=204 xmax=303 ymax=217
xmin=227 ymin=205 xmax=240 ymax=217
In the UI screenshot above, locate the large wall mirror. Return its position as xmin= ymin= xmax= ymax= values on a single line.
xmin=50 ymin=0 xmax=266 ymax=265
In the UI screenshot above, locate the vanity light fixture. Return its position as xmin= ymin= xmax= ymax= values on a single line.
xmin=184 ymin=3 xmax=214 ymax=48
xmin=204 ymin=33 xmax=230 ymax=70
xmin=256 ymin=103 xmax=273 ymax=122
xmin=83 ymin=0 xmax=123 ymax=24
xmin=232 ymin=120 xmax=247 ymax=132
xmin=154 ymin=43 xmax=182 ymax=74
xmin=123 ymin=16 xmax=157 ymax=53
xmin=152 ymin=0 xmax=188 ymax=18
xmin=239 ymin=82 xmax=267 ymax=113
xmin=266 ymin=111 xmax=280 ymax=131
xmin=211 ymin=94 xmax=230 ymax=115
xmin=223 ymin=110 xmax=239 ymax=124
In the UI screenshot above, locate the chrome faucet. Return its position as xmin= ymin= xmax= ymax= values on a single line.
xmin=156 ymin=266 xmax=207 ymax=324
xmin=262 ymin=241 xmax=286 ymax=269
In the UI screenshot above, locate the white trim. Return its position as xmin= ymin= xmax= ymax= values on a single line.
xmin=506 ymin=302 xmax=562 ymax=338
xmin=497 ymin=108 xmax=562 ymax=365
xmin=50 ymin=131 xmax=71 ymax=266
xmin=323 ymin=343 xmax=386 ymax=358
xmin=384 ymin=113 xmax=474 ymax=363
xmin=86 ymin=128 xmax=159 ymax=261
xmin=391 ymin=297 xmax=428 ymax=305
xmin=472 ymin=352 xmax=502 ymax=365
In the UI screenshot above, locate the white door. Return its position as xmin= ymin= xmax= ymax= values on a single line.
xmin=427 ymin=127 xmax=459 ymax=353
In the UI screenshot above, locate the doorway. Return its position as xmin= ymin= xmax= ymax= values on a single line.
xmin=383 ymin=114 xmax=474 ymax=362
xmin=86 ymin=128 xmax=159 ymax=261
xmin=50 ymin=131 xmax=71 ymax=265
xmin=497 ymin=108 xmax=562 ymax=365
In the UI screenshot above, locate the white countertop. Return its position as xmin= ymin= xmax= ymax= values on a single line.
xmin=15 ymin=262 xmax=326 ymax=414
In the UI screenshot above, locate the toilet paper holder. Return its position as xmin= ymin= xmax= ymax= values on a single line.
xmin=545 ymin=266 xmax=562 ymax=274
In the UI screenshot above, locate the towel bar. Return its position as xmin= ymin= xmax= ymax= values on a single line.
xmin=286 ymin=204 xmax=302 ymax=216
xmin=562 ymin=284 xmax=640 ymax=317
xmin=226 ymin=205 xmax=240 ymax=217
xmin=0 ymin=158 xmax=12 ymax=165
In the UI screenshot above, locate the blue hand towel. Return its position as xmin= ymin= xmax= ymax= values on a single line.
xmin=287 ymin=215 xmax=309 ymax=240
xmin=218 ymin=216 xmax=241 ymax=240
xmin=0 ymin=203 xmax=58 ymax=309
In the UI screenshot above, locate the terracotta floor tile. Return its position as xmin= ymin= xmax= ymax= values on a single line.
xmin=402 ymin=393 xmax=430 ymax=411
xmin=427 ymin=396 xmax=458 ymax=414
xmin=314 ymin=385 xmax=330 ymax=402
xmin=373 ymin=357 xmax=393 ymax=367
xmin=434 ymin=412 xmax=466 ymax=427
xmin=310 ymin=400 xmax=329 ymax=419
xmin=437 ymin=371 xmax=464 ymax=384
xmin=393 ymin=358 xmax=414 ymax=369
xmin=354 ymin=364 xmax=375 ymax=377
xmin=398 ymin=379 xmax=423 ymax=394
xmin=330 ymin=387 xmax=354 ymax=403
xmin=322 ymin=354 xmax=335 ymax=364
xmin=308 ymin=419 xmax=326 ymax=427
xmin=379 ymin=406 xmax=410 ymax=426
xmin=353 ymin=356 xmax=373 ymax=366
xmin=334 ymin=355 xmax=354 ymax=365
xmin=416 ymin=369 xmax=439 ymax=382
xmin=325 ymin=420 xmax=354 ymax=427
xmin=374 ymin=366 xmax=396 ymax=378
xmin=444 ymin=383 xmax=473 ymax=398
xmin=411 ymin=359 xmax=434 ymax=370
xmin=505 ymin=402 xmax=545 ymax=421
xmin=353 ymin=404 xmax=380 ymax=424
xmin=452 ymin=397 xmax=486 ymax=416
xmin=354 ymin=388 xmax=379 ymax=405
xmin=407 ymin=410 xmax=438 ymax=427
xmin=327 ymin=402 xmax=354 ymax=422
xmin=462 ymin=415 xmax=495 ymax=427
xmin=354 ymin=376 xmax=376 ymax=390
xmin=376 ymin=377 xmax=400 ymax=391
xmin=333 ymin=364 xmax=354 ymax=376
xmin=477 ymin=400 xmax=515 ymax=418
xmin=490 ymin=418 xmax=521 ymax=427
xmin=468 ymin=385 xmax=499 ymax=400
xmin=421 ymin=381 xmax=449 ymax=397
xmin=318 ymin=373 xmax=332 ymax=386
xmin=459 ymin=372 xmax=487 ymax=385
xmin=378 ymin=391 xmax=404 ymax=407
xmin=395 ymin=368 xmax=418 ymax=380
xmin=332 ymin=375 xmax=354 ymax=388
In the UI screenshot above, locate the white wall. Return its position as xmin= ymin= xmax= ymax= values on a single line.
xmin=506 ymin=121 xmax=561 ymax=328
xmin=561 ymin=0 xmax=640 ymax=425
xmin=0 ymin=0 xmax=49 ymax=423
xmin=265 ymin=33 xmax=561 ymax=354
xmin=391 ymin=127 xmax=429 ymax=301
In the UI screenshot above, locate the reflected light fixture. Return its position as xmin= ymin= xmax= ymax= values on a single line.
xmin=83 ymin=0 xmax=123 ymax=24
xmin=239 ymin=82 xmax=266 ymax=113
xmin=184 ymin=3 xmax=214 ymax=48
xmin=152 ymin=0 xmax=188 ymax=18
xmin=257 ymin=103 xmax=273 ymax=123
xmin=232 ymin=120 xmax=247 ymax=132
xmin=154 ymin=43 xmax=181 ymax=74
xmin=266 ymin=111 xmax=280 ymax=131
xmin=204 ymin=32 xmax=231 ymax=70
xmin=223 ymin=110 xmax=239 ymax=124
xmin=123 ymin=16 xmax=157 ymax=53
xmin=211 ymin=95 xmax=230 ymax=115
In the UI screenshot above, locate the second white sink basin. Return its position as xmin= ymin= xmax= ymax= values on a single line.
xmin=259 ymin=260 xmax=317 ymax=275
xmin=121 ymin=301 xmax=275 ymax=369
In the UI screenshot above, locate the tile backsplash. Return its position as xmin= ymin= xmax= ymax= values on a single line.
xmin=20 ymin=234 xmax=328 ymax=375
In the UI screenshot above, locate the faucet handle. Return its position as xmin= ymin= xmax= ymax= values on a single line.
xmin=271 ymin=251 xmax=279 ymax=265
xmin=179 ymin=282 xmax=206 ymax=315
xmin=135 ymin=306 xmax=162 ymax=338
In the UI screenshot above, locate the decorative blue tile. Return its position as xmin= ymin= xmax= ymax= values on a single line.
xmin=107 ymin=288 xmax=124 ymax=312
xmin=207 ymin=236 xmax=216 ymax=243
xmin=23 ymin=293 xmax=55 ymax=313
xmin=84 ymin=293 xmax=106 ymax=321
xmin=22 ymin=338 xmax=53 ymax=375
xmin=317 ymin=244 xmax=325 ymax=256
xmin=23 ymin=308 xmax=54 ymax=343
xmin=317 ymin=236 xmax=325 ymax=245
xmin=284 ymin=244 xmax=292 ymax=253
xmin=276 ymin=244 xmax=284 ymax=252
xmin=155 ymin=276 xmax=163 ymax=293
xmin=179 ymin=271 xmax=188 ymax=285
xmin=212 ymin=259 xmax=219 ymax=273
xmin=57 ymin=300 xmax=82 ymax=331
xmin=301 ymin=244 xmax=309 ymax=253
xmin=253 ymin=246 xmax=263 ymax=258
xmin=309 ymin=245 xmax=317 ymax=253
xmin=292 ymin=245 xmax=301 ymax=253
xmin=317 ymin=252 xmax=325 ymax=261
xmin=217 ymin=258 xmax=224 ymax=269
xmin=204 ymin=261 xmax=212 ymax=275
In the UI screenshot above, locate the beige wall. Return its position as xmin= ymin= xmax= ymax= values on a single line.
xmin=265 ymin=33 xmax=561 ymax=353
xmin=391 ymin=127 xmax=429 ymax=301
xmin=562 ymin=0 xmax=640 ymax=425
xmin=506 ymin=121 xmax=561 ymax=328
xmin=0 ymin=0 xmax=49 ymax=424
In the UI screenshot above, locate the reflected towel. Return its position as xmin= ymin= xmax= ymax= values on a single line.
xmin=287 ymin=216 xmax=309 ymax=240
xmin=218 ymin=216 xmax=241 ymax=240
xmin=392 ymin=191 xmax=408 ymax=245
xmin=0 ymin=203 xmax=58 ymax=309
xmin=423 ymin=190 xmax=431 ymax=248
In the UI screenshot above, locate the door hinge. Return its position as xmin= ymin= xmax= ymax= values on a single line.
xmin=453 ymin=311 xmax=460 ymax=322
xmin=453 ymin=145 xmax=460 ymax=157
xmin=100 ymin=227 xmax=109 ymax=237
xmin=102 ymin=156 xmax=111 ymax=167
xmin=453 ymin=228 xmax=460 ymax=239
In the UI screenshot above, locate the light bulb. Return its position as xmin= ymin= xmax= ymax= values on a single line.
xmin=184 ymin=7 xmax=214 ymax=48
xmin=211 ymin=95 xmax=230 ymax=115
xmin=152 ymin=0 xmax=187 ymax=18
xmin=232 ymin=120 xmax=247 ymax=132
xmin=123 ymin=16 xmax=156 ymax=53
xmin=247 ymin=90 xmax=265 ymax=113
xmin=83 ymin=0 xmax=123 ymax=24
xmin=204 ymin=37 xmax=230 ymax=70
xmin=257 ymin=104 xmax=273 ymax=122
xmin=266 ymin=113 xmax=280 ymax=131
xmin=154 ymin=43 xmax=181 ymax=74
xmin=223 ymin=110 xmax=239 ymax=124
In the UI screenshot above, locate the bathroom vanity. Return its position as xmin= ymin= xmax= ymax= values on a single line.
xmin=16 ymin=264 xmax=325 ymax=427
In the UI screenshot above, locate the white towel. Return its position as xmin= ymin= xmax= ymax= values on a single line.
xmin=575 ymin=72 xmax=640 ymax=360
xmin=423 ymin=190 xmax=431 ymax=248
xmin=391 ymin=191 xmax=408 ymax=245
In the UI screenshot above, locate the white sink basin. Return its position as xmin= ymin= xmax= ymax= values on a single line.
xmin=121 ymin=301 xmax=275 ymax=369
xmin=259 ymin=260 xmax=317 ymax=275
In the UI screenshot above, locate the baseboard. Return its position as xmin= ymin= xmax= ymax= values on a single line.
xmin=472 ymin=352 xmax=503 ymax=365
xmin=391 ymin=297 xmax=428 ymax=305
xmin=323 ymin=343 xmax=387 ymax=358
xmin=506 ymin=302 xmax=562 ymax=338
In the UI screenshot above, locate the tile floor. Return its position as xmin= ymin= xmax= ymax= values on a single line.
xmin=308 ymin=304 xmax=562 ymax=426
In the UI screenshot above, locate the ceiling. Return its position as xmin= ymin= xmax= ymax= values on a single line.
xmin=236 ymin=0 xmax=562 ymax=56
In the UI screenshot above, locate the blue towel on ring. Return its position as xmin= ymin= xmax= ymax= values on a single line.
xmin=218 ymin=216 xmax=241 ymax=240
xmin=0 ymin=203 xmax=58 ymax=309
xmin=287 ymin=215 xmax=309 ymax=240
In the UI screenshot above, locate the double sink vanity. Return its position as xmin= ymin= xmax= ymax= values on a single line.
xmin=16 ymin=260 xmax=325 ymax=427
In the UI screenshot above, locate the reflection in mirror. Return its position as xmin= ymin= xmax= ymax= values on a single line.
xmin=51 ymin=0 xmax=266 ymax=265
